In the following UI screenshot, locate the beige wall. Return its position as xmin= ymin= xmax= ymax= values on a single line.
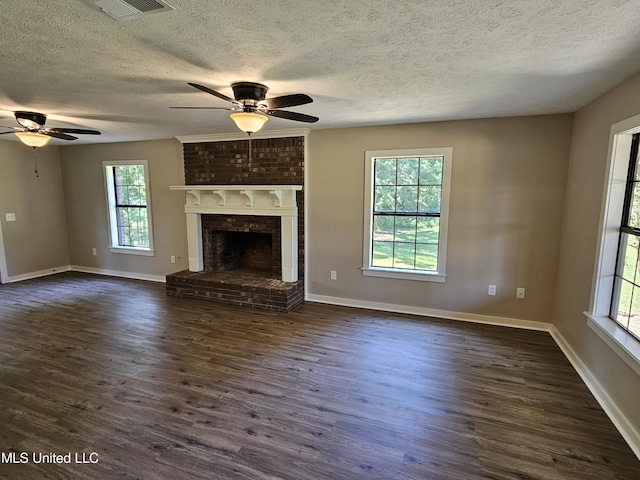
xmin=59 ymin=138 xmax=188 ymax=279
xmin=554 ymin=71 xmax=640 ymax=432
xmin=0 ymin=141 xmax=69 ymax=279
xmin=307 ymin=114 xmax=573 ymax=323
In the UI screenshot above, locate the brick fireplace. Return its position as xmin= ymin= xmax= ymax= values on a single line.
xmin=165 ymin=135 xmax=305 ymax=311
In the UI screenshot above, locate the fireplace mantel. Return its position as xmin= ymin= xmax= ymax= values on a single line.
xmin=171 ymin=185 xmax=302 ymax=282
xmin=170 ymin=185 xmax=302 ymax=216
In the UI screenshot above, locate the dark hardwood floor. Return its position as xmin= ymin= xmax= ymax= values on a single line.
xmin=0 ymin=272 xmax=639 ymax=479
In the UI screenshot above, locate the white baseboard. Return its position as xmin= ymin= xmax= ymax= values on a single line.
xmin=550 ymin=326 xmax=640 ymax=459
xmin=305 ymin=293 xmax=551 ymax=331
xmin=6 ymin=265 xmax=71 ymax=283
xmin=5 ymin=265 xmax=166 ymax=284
xmin=69 ymin=265 xmax=167 ymax=283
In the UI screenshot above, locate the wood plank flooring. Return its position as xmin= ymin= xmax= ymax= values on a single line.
xmin=0 ymin=272 xmax=639 ymax=479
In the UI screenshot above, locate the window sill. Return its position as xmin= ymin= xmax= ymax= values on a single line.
xmin=585 ymin=312 xmax=640 ymax=377
xmin=362 ymin=267 xmax=446 ymax=283
xmin=109 ymin=246 xmax=155 ymax=257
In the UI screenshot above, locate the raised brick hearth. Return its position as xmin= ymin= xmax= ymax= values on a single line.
xmin=167 ymin=135 xmax=305 ymax=311
xmin=165 ymin=270 xmax=304 ymax=312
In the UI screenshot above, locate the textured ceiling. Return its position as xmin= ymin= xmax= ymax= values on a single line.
xmin=2 ymin=0 xmax=640 ymax=144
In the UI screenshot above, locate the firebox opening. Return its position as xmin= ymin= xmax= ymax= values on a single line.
xmin=212 ymin=231 xmax=273 ymax=275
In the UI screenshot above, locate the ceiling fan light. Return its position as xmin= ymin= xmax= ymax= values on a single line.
xmin=15 ymin=131 xmax=51 ymax=148
xmin=230 ymin=112 xmax=268 ymax=134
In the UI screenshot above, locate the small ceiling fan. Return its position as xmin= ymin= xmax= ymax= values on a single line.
xmin=172 ymin=82 xmax=319 ymax=134
xmin=0 ymin=111 xmax=101 ymax=147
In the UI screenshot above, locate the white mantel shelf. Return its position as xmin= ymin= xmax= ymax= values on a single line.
xmin=170 ymin=185 xmax=302 ymax=215
xmin=170 ymin=184 xmax=302 ymax=282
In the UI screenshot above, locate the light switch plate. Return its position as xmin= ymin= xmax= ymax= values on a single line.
xmin=5 ymin=213 xmax=16 ymax=222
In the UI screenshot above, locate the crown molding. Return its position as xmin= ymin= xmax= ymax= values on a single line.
xmin=176 ymin=128 xmax=310 ymax=144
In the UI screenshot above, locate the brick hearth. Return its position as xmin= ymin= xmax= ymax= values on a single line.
xmin=165 ymin=270 xmax=304 ymax=312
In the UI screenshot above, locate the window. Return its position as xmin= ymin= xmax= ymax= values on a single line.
xmin=611 ymin=134 xmax=640 ymax=340
xmin=363 ymin=148 xmax=452 ymax=282
xmin=103 ymin=160 xmax=155 ymax=256
xmin=586 ymin=113 xmax=640 ymax=376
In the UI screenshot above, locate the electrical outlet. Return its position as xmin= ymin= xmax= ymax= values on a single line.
xmin=330 ymin=270 xmax=337 ymax=280
xmin=488 ymin=284 xmax=497 ymax=296
xmin=5 ymin=213 xmax=16 ymax=222
xmin=516 ymin=287 xmax=526 ymax=299
xmin=92 ymin=248 xmax=97 ymax=256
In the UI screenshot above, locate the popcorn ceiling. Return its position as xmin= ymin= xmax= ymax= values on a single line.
xmin=0 ymin=0 xmax=639 ymax=144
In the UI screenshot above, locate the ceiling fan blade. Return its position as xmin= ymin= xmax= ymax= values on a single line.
xmin=43 ymin=131 xmax=78 ymax=141
xmin=0 ymin=130 xmax=18 ymax=135
xmin=266 ymin=109 xmax=319 ymax=123
xmin=48 ymin=127 xmax=101 ymax=135
xmin=170 ymin=106 xmax=234 ymax=110
xmin=260 ymin=94 xmax=313 ymax=110
xmin=188 ymin=83 xmax=237 ymax=104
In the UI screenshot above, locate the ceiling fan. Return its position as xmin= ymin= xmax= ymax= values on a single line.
xmin=0 ymin=111 xmax=101 ymax=147
xmin=172 ymin=82 xmax=319 ymax=134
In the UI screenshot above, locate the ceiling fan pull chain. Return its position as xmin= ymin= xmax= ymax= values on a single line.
xmin=32 ymin=146 xmax=39 ymax=177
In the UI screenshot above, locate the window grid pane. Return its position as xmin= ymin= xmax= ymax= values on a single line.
xmin=420 ymin=157 xmax=443 ymax=185
xmin=372 ymin=156 xmax=443 ymax=272
xmin=611 ymin=133 xmax=640 ymax=342
xmin=396 ymin=186 xmax=418 ymax=212
xmin=374 ymin=186 xmax=396 ymax=212
xmin=631 ymin=284 xmax=640 ymax=339
xmin=419 ymin=185 xmax=441 ymax=213
xmin=372 ymin=241 xmax=394 ymax=268
xmin=416 ymin=217 xmax=440 ymax=244
xmin=415 ymin=244 xmax=438 ymax=270
xmin=397 ymin=158 xmax=419 ymax=185
xmin=612 ymin=236 xmax=640 ymax=341
xmin=393 ymin=243 xmax=416 ymax=269
xmin=629 ymin=183 xmax=640 ymax=229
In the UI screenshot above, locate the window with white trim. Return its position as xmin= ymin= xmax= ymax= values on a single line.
xmin=362 ymin=148 xmax=452 ymax=282
xmin=586 ymin=115 xmax=640 ymax=376
xmin=611 ymin=133 xmax=640 ymax=340
xmin=103 ymin=160 xmax=155 ymax=256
